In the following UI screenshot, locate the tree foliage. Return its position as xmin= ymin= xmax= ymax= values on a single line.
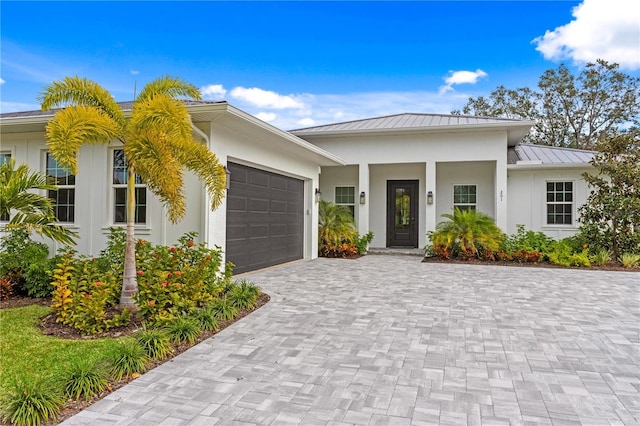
xmin=578 ymin=133 xmax=640 ymax=258
xmin=40 ymin=76 xmax=227 ymax=308
xmin=454 ymin=60 xmax=640 ymax=150
xmin=0 ymin=158 xmax=77 ymax=245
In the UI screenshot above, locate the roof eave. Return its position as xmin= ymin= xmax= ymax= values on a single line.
xmin=293 ymin=120 xmax=534 ymax=143
xmin=507 ymin=162 xmax=594 ymax=170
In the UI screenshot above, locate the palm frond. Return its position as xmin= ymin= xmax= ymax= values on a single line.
xmin=39 ymin=76 xmax=126 ymax=129
xmin=173 ymin=140 xmax=227 ymax=213
xmin=129 ymin=94 xmax=192 ymax=142
xmin=125 ymin=129 xmax=186 ymax=223
xmin=6 ymin=213 xmax=78 ymax=246
xmin=0 ymin=159 xmax=56 ymax=216
xmin=136 ymin=75 xmax=201 ymax=102
xmin=45 ymin=105 xmax=122 ymax=174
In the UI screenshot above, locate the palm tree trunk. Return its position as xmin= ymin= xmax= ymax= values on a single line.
xmin=120 ymin=167 xmax=138 ymax=309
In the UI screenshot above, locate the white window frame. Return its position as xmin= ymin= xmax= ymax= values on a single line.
xmin=545 ymin=180 xmax=574 ymax=226
xmin=45 ymin=151 xmax=75 ymax=224
xmin=111 ymin=149 xmax=147 ymax=225
xmin=453 ymin=184 xmax=477 ymax=212
xmin=334 ymin=186 xmax=355 ymax=218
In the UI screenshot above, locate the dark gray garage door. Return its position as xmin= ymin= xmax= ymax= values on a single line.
xmin=226 ymin=162 xmax=304 ymax=274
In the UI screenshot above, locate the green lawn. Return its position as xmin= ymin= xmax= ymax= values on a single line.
xmin=0 ymin=305 xmax=132 ymax=394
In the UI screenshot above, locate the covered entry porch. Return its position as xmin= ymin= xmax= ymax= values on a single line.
xmin=318 ymin=160 xmax=504 ymax=249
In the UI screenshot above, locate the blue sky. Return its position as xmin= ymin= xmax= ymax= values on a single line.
xmin=1 ymin=1 xmax=638 ymax=129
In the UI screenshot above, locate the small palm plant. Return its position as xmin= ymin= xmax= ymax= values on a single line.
xmin=430 ymin=208 xmax=504 ymax=259
xmin=0 ymin=158 xmax=77 ymax=245
xmin=318 ymin=200 xmax=357 ymax=256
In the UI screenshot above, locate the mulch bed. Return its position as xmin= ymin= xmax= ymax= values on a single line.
xmin=421 ymin=256 xmax=637 ymax=272
xmin=1 ymin=293 xmax=270 ymax=424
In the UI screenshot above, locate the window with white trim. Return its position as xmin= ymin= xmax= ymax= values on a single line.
xmin=453 ymin=184 xmax=477 ymax=211
xmin=46 ymin=152 xmax=75 ymax=223
xmin=546 ymin=181 xmax=573 ymax=225
xmin=335 ymin=186 xmax=355 ymax=218
xmin=1 ymin=152 xmax=11 ymax=221
xmin=112 ymin=149 xmax=147 ymax=224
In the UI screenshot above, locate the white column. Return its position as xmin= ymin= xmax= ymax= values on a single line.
xmin=358 ymin=163 xmax=370 ymax=235
xmin=426 ymin=160 xmax=437 ymax=234
xmin=495 ymin=159 xmax=508 ymax=231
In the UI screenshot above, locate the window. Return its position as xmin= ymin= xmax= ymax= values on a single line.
xmin=335 ymin=186 xmax=355 ymax=217
xmin=46 ymin=153 xmax=75 ymax=223
xmin=546 ymin=181 xmax=573 ymax=225
xmin=453 ymin=185 xmax=477 ymax=211
xmin=113 ymin=150 xmax=147 ymax=224
xmin=1 ymin=152 xmax=11 ymax=221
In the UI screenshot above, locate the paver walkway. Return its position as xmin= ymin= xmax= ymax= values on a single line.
xmin=64 ymin=256 xmax=639 ymax=425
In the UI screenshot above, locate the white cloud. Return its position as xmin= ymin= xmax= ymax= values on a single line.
xmin=297 ymin=118 xmax=315 ymax=127
xmin=229 ymin=87 xmax=305 ymax=109
xmin=201 ymin=84 xmax=227 ymax=99
xmin=533 ymin=0 xmax=640 ymax=70
xmin=130 ymin=69 xmax=139 ymax=75
xmin=226 ymin=88 xmax=468 ymax=130
xmin=255 ymin=112 xmax=276 ymax=122
xmin=440 ymin=69 xmax=488 ymax=93
xmin=0 ymin=78 xmax=5 ymax=85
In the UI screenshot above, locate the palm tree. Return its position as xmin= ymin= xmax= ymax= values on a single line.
xmin=40 ymin=76 xmax=227 ymax=308
xmin=431 ymin=208 xmax=504 ymax=258
xmin=318 ymin=200 xmax=357 ymax=251
xmin=0 ymin=158 xmax=78 ymax=245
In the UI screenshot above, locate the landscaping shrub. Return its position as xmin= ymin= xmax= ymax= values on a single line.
xmin=133 ymin=232 xmax=231 ymax=324
xmin=62 ymin=359 xmax=109 ymax=400
xmin=192 ymin=308 xmax=219 ymax=332
xmin=228 ymin=280 xmax=260 ymax=310
xmin=353 ymin=231 xmax=375 ymax=255
xmin=167 ymin=317 xmax=201 ymax=344
xmin=503 ymin=224 xmax=554 ymax=255
xmin=50 ymin=253 xmax=130 ymax=334
xmin=0 ymin=228 xmax=54 ymax=297
xmin=209 ymin=297 xmax=238 ymax=321
xmin=430 ymin=208 xmax=504 ymax=259
xmin=109 ymin=340 xmax=149 ymax=381
xmin=620 ymin=253 xmax=640 ymax=269
xmin=546 ymin=239 xmax=591 ymax=267
xmin=136 ymin=327 xmax=173 ymax=360
xmin=592 ymin=249 xmax=612 ymax=266
xmin=0 ymin=277 xmax=13 ymax=301
xmin=1 ymin=378 xmax=63 ymax=426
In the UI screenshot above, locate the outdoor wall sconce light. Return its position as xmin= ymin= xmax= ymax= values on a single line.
xmin=224 ymin=166 xmax=231 ymax=190
xmin=315 ymin=188 xmax=322 ymax=203
xmin=359 ymin=191 xmax=366 ymax=204
xmin=427 ymin=191 xmax=434 ymax=205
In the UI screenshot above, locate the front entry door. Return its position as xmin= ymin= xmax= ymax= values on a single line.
xmin=387 ymin=180 xmax=419 ymax=247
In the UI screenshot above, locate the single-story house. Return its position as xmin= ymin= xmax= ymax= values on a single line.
xmin=0 ymin=104 xmax=596 ymax=274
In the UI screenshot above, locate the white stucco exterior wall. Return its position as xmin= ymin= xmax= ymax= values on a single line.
xmin=507 ymin=166 xmax=593 ymax=239
xmin=303 ymin=129 xmax=510 ymax=247
xmin=0 ymin=132 xmax=204 ymax=256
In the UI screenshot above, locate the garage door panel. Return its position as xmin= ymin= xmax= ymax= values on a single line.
xmin=226 ymin=163 xmax=304 ymax=274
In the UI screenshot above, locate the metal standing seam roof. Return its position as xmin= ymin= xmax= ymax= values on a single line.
xmin=291 ymin=113 xmax=529 ymax=134
xmin=508 ymin=144 xmax=596 ymax=165
xmin=0 ymin=100 xmax=225 ymax=119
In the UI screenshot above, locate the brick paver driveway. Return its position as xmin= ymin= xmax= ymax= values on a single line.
xmin=64 ymin=256 xmax=639 ymax=425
